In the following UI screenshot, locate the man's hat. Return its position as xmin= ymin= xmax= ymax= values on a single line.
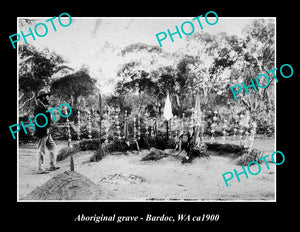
xmin=36 ymin=89 xmax=51 ymax=99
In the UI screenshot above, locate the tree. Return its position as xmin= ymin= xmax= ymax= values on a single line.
xmin=18 ymin=44 xmax=73 ymax=115
xmin=183 ymin=32 xmax=240 ymax=106
xmin=115 ymin=43 xmax=172 ymax=114
xmin=233 ymin=19 xmax=275 ymax=118
xmin=243 ymin=19 xmax=275 ymax=73
xmin=120 ymin=42 xmax=163 ymax=56
xmin=50 ymin=71 xmax=97 ymax=108
xmin=112 ymin=20 xmax=275 ymax=137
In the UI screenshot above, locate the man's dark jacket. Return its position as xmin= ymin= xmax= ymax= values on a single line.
xmin=34 ymin=100 xmax=51 ymax=138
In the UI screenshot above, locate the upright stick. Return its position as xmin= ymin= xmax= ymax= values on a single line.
xmin=65 ymin=107 xmax=72 ymax=148
xmin=77 ymin=110 xmax=81 ymax=140
xmin=98 ymin=93 xmax=102 ymax=144
xmin=88 ymin=110 xmax=92 ymax=140
xmin=93 ymin=92 xmax=105 ymax=161
xmin=65 ymin=106 xmax=74 ymax=170
xmin=137 ymin=112 xmax=141 ymax=140
xmin=70 ymin=155 xmax=74 ymax=171
xmin=166 ymin=120 xmax=169 ymax=141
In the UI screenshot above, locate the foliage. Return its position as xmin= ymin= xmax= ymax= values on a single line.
xmin=19 ymin=19 xmax=276 ymax=144
xmin=51 ymin=71 xmax=97 ymax=108
xmin=19 ymin=44 xmax=65 ymax=93
xmin=111 ymin=19 xmax=275 ymax=137
xmin=18 ymin=44 xmax=74 ymax=118
xmin=120 ymin=43 xmax=162 ymax=56
xmin=234 ymin=19 xmax=275 ymax=114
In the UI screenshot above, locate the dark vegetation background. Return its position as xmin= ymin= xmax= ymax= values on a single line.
xmin=18 ymin=19 xmax=275 ymax=143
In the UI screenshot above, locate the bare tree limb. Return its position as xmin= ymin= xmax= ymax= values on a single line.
xmin=54 ymin=65 xmax=74 ymax=73
xmin=19 ymin=91 xmax=35 ymax=110
xmin=18 ymin=92 xmax=25 ymax=101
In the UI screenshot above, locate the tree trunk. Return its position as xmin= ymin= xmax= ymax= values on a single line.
xmin=92 ymin=93 xmax=105 ymax=161
xmin=181 ymin=94 xmax=208 ymax=163
xmin=98 ymin=93 xmax=102 ymax=143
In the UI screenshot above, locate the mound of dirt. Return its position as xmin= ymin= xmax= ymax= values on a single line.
xmin=100 ymin=173 xmax=146 ymax=185
xmin=141 ymin=147 xmax=168 ymax=161
xmin=24 ymin=171 xmax=101 ymax=200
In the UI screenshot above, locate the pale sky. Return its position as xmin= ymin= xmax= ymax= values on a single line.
xmin=17 ymin=17 xmax=269 ymax=94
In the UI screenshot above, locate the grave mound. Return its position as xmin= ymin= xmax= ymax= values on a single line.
xmin=24 ymin=171 xmax=101 ymax=200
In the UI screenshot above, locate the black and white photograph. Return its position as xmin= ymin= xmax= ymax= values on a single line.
xmin=16 ymin=16 xmax=277 ymax=201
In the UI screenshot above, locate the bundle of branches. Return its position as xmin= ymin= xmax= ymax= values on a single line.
xmin=178 ymin=127 xmax=209 ymax=164
xmin=234 ymin=148 xmax=264 ymax=166
xmin=57 ymin=135 xmax=177 ymax=162
xmin=181 ymin=143 xmax=208 ymax=164
xmin=141 ymin=147 xmax=168 ymax=161
xmin=57 ymin=139 xmax=130 ymax=162
xmin=57 ymin=138 xmax=103 ymax=161
xmin=143 ymin=135 xmax=176 ymax=150
xmin=205 ymin=142 xmax=245 ymax=156
xmin=57 ymin=144 xmax=80 ymax=161
xmin=79 ymin=138 xmax=102 ymax=150
xmin=205 ymin=142 xmax=264 ymax=166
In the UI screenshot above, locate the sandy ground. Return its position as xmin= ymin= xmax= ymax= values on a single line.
xmin=18 ymin=137 xmax=275 ymax=201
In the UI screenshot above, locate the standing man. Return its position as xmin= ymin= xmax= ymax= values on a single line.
xmin=34 ymin=89 xmax=60 ymax=174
